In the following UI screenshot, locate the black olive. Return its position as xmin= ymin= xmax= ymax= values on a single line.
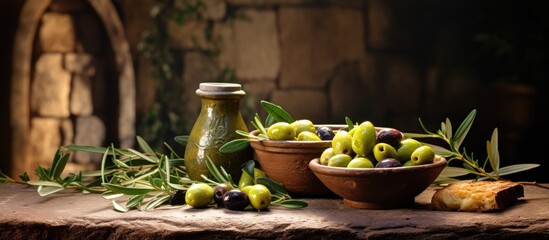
xmin=375 ymin=158 xmax=402 ymax=168
xmin=376 ymin=128 xmax=404 ymax=149
xmin=213 ymin=183 xmax=233 ymax=207
xmin=223 ymin=189 xmax=250 ymax=211
xmin=169 ymin=190 xmax=186 ymax=205
xmin=316 ymin=126 xmax=335 ymax=140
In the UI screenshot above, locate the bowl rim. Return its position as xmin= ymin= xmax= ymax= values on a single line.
xmin=309 ymin=156 xmax=448 ymax=177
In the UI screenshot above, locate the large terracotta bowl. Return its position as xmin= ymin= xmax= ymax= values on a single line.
xmin=308 ymin=156 xmax=447 ymax=209
xmin=249 ymin=129 xmax=335 ymax=198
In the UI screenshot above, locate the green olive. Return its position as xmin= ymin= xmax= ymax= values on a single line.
xmin=351 ymin=121 xmax=377 ymax=157
xmin=347 ymin=157 xmax=375 ymax=168
xmin=240 ymin=185 xmax=253 ymax=195
xmin=328 ymin=154 xmax=353 ymax=167
xmin=248 ymin=184 xmax=272 ymax=211
xmin=238 ymin=168 xmax=265 ymax=189
xmin=403 ymin=160 xmax=418 ymax=166
xmin=397 ymin=138 xmax=422 ymax=163
xmin=320 ymin=147 xmax=335 ymax=165
xmin=185 ymin=183 xmax=214 ymax=208
xmin=291 ymin=119 xmax=316 ymax=136
xmin=267 ymin=122 xmax=296 ymax=140
xmin=373 ymin=143 xmax=399 ymax=162
xmin=297 ymin=131 xmax=321 ymax=141
xmin=332 ymin=130 xmax=354 ymax=155
xmin=410 ymin=146 xmax=435 ymax=165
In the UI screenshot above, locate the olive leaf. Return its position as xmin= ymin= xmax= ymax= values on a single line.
xmin=174 ymin=135 xmax=188 ymax=146
xmin=126 ymin=194 xmax=145 ymax=209
xmin=137 ymin=136 xmax=156 ymax=156
xmin=112 ymin=200 xmax=129 ymax=213
xmin=37 ymin=185 xmax=65 ymax=197
xmin=219 ymin=139 xmax=250 ymax=153
xmin=345 ymin=117 xmax=355 ymax=130
xmin=260 ymin=100 xmax=295 ymax=123
xmin=255 ymin=177 xmax=289 ymax=196
xmin=102 ymin=183 xmax=155 ymax=195
xmin=204 ymin=156 xmax=234 ymax=186
xmin=453 ymin=109 xmax=476 ymax=150
xmin=50 ymin=148 xmax=70 ymax=180
xmin=272 ymin=199 xmax=309 ymax=209
xmin=265 ymin=114 xmax=276 ymax=127
xmin=241 ymin=160 xmax=256 ymax=180
xmin=487 ymin=128 xmax=500 ymax=175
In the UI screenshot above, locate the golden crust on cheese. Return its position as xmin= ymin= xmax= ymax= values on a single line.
xmin=431 ymin=181 xmax=524 ymax=212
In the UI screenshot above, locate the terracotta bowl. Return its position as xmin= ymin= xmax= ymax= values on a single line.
xmin=249 ymin=129 xmax=336 ymax=198
xmin=308 ymin=156 xmax=447 ymax=209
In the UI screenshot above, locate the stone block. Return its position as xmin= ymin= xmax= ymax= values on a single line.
xmin=271 ymin=89 xmax=329 ymax=123
xmin=73 ymin=116 xmax=106 ymax=164
xmin=367 ymin=0 xmax=435 ymax=51
xmin=182 ymin=52 xmax=221 ymax=120
xmin=279 ymin=7 xmax=365 ymax=89
xmin=239 ymin=79 xmax=277 ymax=120
xmin=217 ymin=9 xmax=280 ymax=80
xmin=169 ymin=20 xmax=209 ymax=50
xmin=60 ymin=118 xmax=74 ymax=147
xmin=31 ymin=53 xmax=71 ymax=117
xmin=39 ymin=12 xmax=75 ymax=52
xmin=64 ymin=53 xmax=95 ymax=76
xmin=328 ymin=61 xmax=373 ymax=123
xmin=29 ymin=118 xmax=61 ymax=166
xmin=384 ymin=57 xmax=421 ymax=114
xmin=70 ymin=74 xmax=94 ymax=116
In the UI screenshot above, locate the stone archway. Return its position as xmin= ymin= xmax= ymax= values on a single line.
xmin=9 ymin=0 xmax=135 ymax=178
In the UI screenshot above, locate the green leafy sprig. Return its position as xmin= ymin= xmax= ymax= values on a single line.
xmin=404 ymin=109 xmax=540 ymax=184
xmin=1 ymin=135 xmax=308 ymax=212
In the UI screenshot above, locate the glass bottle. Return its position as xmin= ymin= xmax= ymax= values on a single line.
xmin=184 ymin=82 xmax=252 ymax=182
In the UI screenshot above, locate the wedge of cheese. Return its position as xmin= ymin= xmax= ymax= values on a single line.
xmin=431 ymin=181 xmax=524 ymax=212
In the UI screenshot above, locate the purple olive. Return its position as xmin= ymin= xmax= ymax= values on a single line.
xmin=316 ymin=126 xmax=335 ymax=140
xmin=376 ymin=128 xmax=404 ymax=149
xmin=375 ymin=158 xmax=402 ymax=168
xmin=223 ymin=189 xmax=250 ymax=211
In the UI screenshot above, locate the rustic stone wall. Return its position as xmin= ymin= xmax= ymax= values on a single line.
xmin=124 ymin=0 xmax=478 ymax=133
xmin=28 ymin=0 xmax=110 ymax=174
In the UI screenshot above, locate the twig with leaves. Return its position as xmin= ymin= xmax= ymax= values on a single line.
xmin=0 ymin=136 xmax=308 ymax=212
xmin=404 ymin=109 xmax=541 ymax=186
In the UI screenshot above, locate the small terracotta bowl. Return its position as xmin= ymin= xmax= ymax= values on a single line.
xmin=308 ymin=156 xmax=447 ymax=209
xmin=249 ymin=129 xmax=335 ymax=198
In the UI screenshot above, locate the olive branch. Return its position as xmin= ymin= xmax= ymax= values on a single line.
xmin=404 ymin=109 xmax=541 ymax=185
xmin=0 ymin=135 xmax=308 ymax=212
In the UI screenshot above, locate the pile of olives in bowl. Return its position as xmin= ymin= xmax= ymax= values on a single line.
xmin=265 ymin=119 xmax=336 ymax=141
xmin=318 ymin=121 xmax=436 ymax=169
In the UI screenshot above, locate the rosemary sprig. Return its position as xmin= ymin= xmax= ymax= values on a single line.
xmin=404 ymin=109 xmax=540 ymax=184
